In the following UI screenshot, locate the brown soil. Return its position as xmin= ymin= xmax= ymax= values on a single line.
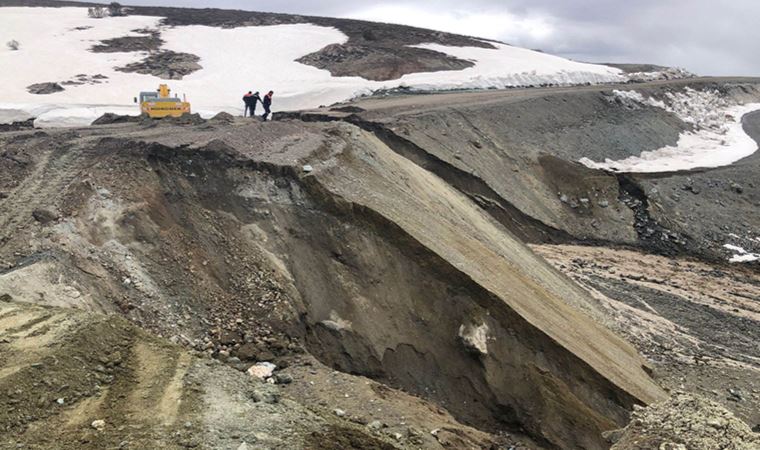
xmin=610 ymin=392 xmax=760 ymax=449
xmin=289 ymin=77 xmax=760 ymax=263
xmin=0 ymin=300 xmax=423 ymax=449
xmin=305 ymin=426 xmax=399 ymax=450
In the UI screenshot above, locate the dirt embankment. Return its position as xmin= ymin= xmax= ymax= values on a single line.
xmin=0 ymin=116 xmax=664 ymax=449
xmin=275 ymin=78 xmax=760 ymax=443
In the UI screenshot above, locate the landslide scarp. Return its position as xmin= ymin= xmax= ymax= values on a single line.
xmin=0 ymin=117 xmax=664 ymax=449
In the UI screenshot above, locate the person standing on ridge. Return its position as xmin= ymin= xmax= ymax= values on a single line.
xmin=262 ymin=91 xmax=273 ymax=121
xmin=242 ymin=91 xmax=261 ymax=117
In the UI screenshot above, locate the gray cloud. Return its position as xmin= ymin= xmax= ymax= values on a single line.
xmin=99 ymin=0 xmax=760 ymax=75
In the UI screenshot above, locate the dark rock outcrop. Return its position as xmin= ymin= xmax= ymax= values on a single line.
xmin=116 ymin=50 xmax=202 ymax=80
xmin=26 ymin=82 xmax=64 ymax=95
xmin=92 ymin=113 xmax=142 ymax=125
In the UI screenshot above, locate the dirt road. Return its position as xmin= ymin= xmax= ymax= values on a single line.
xmin=317 ymin=77 xmax=760 ymax=117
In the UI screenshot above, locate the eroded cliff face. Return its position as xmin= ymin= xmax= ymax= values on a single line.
xmin=0 ymin=114 xmax=666 ymax=449
xmin=280 ymin=124 xmax=665 ymax=448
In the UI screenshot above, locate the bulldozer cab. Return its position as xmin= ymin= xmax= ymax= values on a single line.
xmin=137 ymin=91 xmax=159 ymax=103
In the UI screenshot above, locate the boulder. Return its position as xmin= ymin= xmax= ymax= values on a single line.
xmin=247 ymin=362 xmax=276 ymax=379
xmin=32 ymin=209 xmax=59 ymax=224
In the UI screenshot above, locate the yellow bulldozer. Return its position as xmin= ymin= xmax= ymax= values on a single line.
xmin=135 ymin=84 xmax=191 ymax=118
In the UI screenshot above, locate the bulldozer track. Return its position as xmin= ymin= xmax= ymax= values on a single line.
xmin=0 ymin=144 xmax=89 ymax=244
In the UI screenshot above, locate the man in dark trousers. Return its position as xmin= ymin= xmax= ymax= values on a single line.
xmin=262 ymin=91 xmax=273 ymax=121
xmin=242 ymin=91 xmax=261 ymax=117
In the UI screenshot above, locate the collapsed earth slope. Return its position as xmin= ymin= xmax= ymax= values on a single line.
xmin=0 ymin=109 xmax=664 ymax=448
xmin=2 ymin=76 xmax=760 ymax=449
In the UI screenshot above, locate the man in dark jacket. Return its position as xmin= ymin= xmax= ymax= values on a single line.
xmin=262 ymin=91 xmax=273 ymax=121
xmin=242 ymin=91 xmax=261 ymax=117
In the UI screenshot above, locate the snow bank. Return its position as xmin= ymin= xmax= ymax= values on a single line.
xmin=34 ymin=106 xmax=139 ymax=127
xmin=580 ymin=88 xmax=760 ymax=172
xmin=0 ymin=6 xmax=623 ymax=128
xmin=626 ymin=67 xmax=693 ymax=83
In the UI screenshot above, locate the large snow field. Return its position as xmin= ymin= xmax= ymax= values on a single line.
xmin=580 ymin=88 xmax=760 ymax=172
xmin=1 ymin=7 xmax=624 ymax=127
xmin=157 ymin=23 xmax=360 ymax=114
xmin=0 ymin=8 xmax=164 ymax=125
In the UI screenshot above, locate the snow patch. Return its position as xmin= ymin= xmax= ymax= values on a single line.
xmin=611 ymin=89 xmax=648 ymax=104
xmin=1 ymin=6 xmax=624 ymax=127
xmin=247 ymin=362 xmax=276 ymax=379
xmin=730 ymin=254 xmax=760 ymax=263
xmin=723 ymin=244 xmax=760 ymax=263
xmin=580 ymin=88 xmax=760 ymax=172
xmin=723 ymin=244 xmax=746 ymax=253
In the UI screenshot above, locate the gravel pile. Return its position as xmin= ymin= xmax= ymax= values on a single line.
xmin=610 ymin=392 xmax=760 ymax=450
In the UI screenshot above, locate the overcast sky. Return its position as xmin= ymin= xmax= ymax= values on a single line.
xmin=102 ymin=0 xmax=760 ymax=76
